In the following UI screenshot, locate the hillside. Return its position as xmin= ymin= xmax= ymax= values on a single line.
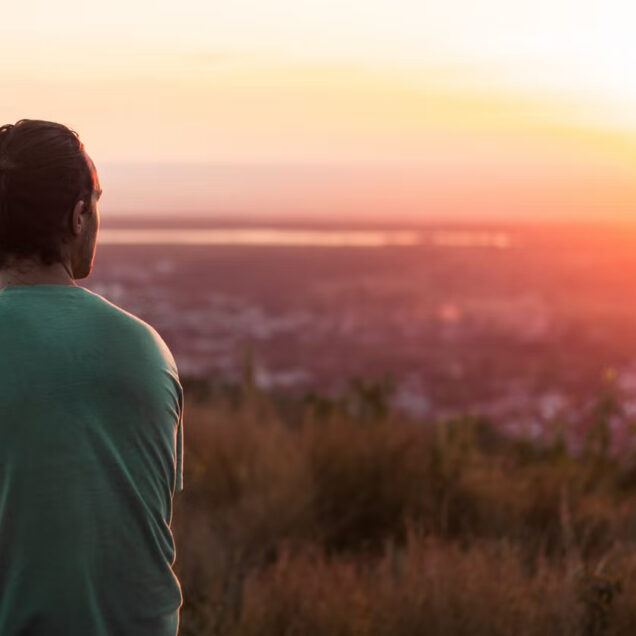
xmin=173 ymin=370 xmax=636 ymax=635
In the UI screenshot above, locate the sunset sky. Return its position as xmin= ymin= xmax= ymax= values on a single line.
xmin=1 ymin=0 xmax=636 ymax=221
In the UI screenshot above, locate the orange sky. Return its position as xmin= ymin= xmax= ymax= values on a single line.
xmin=1 ymin=0 xmax=636 ymax=222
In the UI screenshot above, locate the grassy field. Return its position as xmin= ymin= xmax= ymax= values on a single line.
xmin=173 ymin=371 xmax=636 ymax=635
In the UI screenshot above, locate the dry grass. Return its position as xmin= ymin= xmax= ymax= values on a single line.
xmin=173 ymin=377 xmax=636 ymax=635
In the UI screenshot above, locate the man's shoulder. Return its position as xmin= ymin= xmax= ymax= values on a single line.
xmin=80 ymin=286 xmax=178 ymax=372
xmin=80 ymin=286 xmax=155 ymax=334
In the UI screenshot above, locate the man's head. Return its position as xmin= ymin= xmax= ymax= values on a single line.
xmin=0 ymin=119 xmax=101 ymax=280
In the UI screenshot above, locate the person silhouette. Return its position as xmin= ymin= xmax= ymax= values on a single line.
xmin=0 ymin=119 xmax=184 ymax=636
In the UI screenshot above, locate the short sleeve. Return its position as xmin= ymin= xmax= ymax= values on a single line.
xmin=153 ymin=325 xmax=184 ymax=495
xmin=175 ymin=382 xmax=184 ymax=494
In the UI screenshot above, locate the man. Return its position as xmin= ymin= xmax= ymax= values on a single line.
xmin=0 ymin=119 xmax=185 ymax=635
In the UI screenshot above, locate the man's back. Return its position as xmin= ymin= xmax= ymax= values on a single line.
xmin=0 ymin=283 xmax=184 ymax=636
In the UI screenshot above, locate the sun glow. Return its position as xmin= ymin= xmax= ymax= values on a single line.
xmin=2 ymin=0 xmax=636 ymax=221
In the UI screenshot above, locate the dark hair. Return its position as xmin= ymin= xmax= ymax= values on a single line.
xmin=0 ymin=119 xmax=94 ymax=268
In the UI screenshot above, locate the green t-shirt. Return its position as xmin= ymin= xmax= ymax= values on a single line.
xmin=0 ymin=283 xmax=184 ymax=636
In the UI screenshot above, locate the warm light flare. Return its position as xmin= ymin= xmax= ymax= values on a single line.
xmin=1 ymin=0 xmax=636 ymax=221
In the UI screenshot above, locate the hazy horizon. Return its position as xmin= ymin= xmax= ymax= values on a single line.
xmin=97 ymin=159 xmax=636 ymax=223
xmin=3 ymin=1 xmax=636 ymax=224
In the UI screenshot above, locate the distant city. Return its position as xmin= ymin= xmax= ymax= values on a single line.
xmin=87 ymin=216 xmax=636 ymax=439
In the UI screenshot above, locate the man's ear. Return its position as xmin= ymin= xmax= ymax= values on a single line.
xmin=71 ymin=200 xmax=86 ymax=236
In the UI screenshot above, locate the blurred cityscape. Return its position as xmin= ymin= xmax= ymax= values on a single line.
xmin=88 ymin=217 xmax=636 ymax=436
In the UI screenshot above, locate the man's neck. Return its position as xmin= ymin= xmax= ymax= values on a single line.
xmin=0 ymin=261 xmax=76 ymax=288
